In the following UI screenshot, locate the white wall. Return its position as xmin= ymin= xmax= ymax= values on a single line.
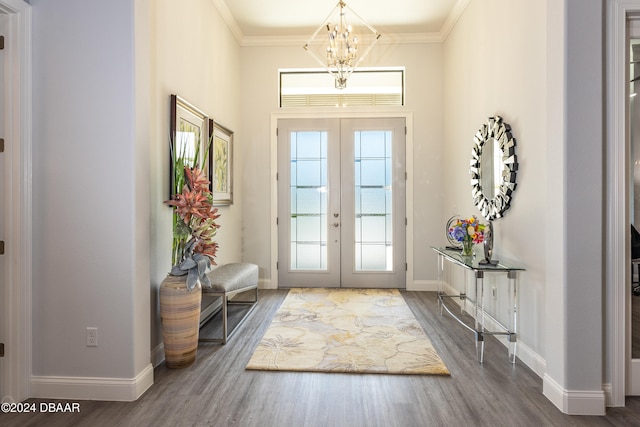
xmin=31 ymin=0 xmax=152 ymax=398
xmin=444 ymin=0 xmax=605 ymax=415
xmin=30 ymin=0 xmax=242 ymax=398
xmin=443 ymin=0 xmax=548 ymax=372
xmin=544 ymin=0 xmax=604 ymax=415
xmin=240 ymin=41 xmax=445 ymax=288
xmin=148 ymin=0 xmax=242 ymax=360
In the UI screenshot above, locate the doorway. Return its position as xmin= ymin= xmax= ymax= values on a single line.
xmin=607 ymin=0 xmax=640 ymax=406
xmin=628 ymin=22 xmax=640 ymax=397
xmin=277 ymin=118 xmax=406 ymax=288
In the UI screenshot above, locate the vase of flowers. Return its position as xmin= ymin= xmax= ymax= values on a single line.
xmin=160 ymin=166 xmax=220 ymax=368
xmin=448 ymin=216 xmax=485 ymax=257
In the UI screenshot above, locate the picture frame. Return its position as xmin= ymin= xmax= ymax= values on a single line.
xmin=169 ymin=94 xmax=212 ymax=199
xmin=212 ymin=122 xmax=234 ymax=205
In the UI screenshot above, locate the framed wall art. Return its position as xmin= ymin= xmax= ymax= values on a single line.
xmin=169 ymin=94 xmax=212 ymax=199
xmin=212 ymin=122 xmax=234 ymax=205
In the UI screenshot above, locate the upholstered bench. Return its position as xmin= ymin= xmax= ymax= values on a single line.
xmin=198 ymin=262 xmax=258 ymax=344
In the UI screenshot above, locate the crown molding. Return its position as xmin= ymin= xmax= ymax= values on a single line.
xmin=240 ymin=32 xmax=443 ymax=48
xmin=210 ymin=0 xmax=244 ymax=45
xmin=212 ymin=0 xmax=470 ymax=47
xmin=439 ymin=0 xmax=471 ymax=41
xmin=380 ymin=33 xmax=444 ymax=45
xmin=240 ymin=35 xmax=307 ymax=47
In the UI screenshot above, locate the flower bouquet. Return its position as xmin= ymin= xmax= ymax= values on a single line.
xmin=165 ymin=166 xmax=220 ymax=290
xmin=448 ymin=216 xmax=485 ymax=256
xmin=161 ymin=163 xmax=220 ymax=369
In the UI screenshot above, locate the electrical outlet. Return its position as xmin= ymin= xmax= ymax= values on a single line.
xmin=86 ymin=327 xmax=98 ymax=347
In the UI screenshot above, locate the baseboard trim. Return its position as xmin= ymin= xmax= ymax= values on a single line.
xmin=151 ymin=343 xmax=165 ymax=368
xmin=543 ymin=374 xmax=606 ymax=415
xmin=602 ymin=383 xmax=613 ymax=408
xmin=409 ymin=279 xmax=438 ymax=291
xmin=31 ymin=363 xmax=154 ymax=402
xmin=259 ymin=278 xmax=275 ymax=289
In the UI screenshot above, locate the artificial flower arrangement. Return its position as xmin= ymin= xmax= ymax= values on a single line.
xmin=165 ymin=166 xmax=220 ymax=290
xmin=448 ymin=216 xmax=485 ymax=255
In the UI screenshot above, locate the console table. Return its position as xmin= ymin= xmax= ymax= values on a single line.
xmin=432 ymin=247 xmax=524 ymax=364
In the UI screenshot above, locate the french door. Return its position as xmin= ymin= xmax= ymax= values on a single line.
xmin=277 ymin=118 xmax=406 ymax=288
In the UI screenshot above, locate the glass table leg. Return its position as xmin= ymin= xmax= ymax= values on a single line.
xmin=475 ymin=271 xmax=485 ymax=363
xmin=461 ymin=269 xmax=468 ymax=315
xmin=508 ymin=270 xmax=518 ymax=363
xmin=437 ymin=253 xmax=444 ymax=315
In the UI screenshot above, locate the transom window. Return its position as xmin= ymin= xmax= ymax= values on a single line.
xmin=279 ymin=68 xmax=405 ymax=108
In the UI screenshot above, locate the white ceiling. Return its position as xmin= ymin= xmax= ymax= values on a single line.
xmin=213 ymin=0 xmax=466 ymax=44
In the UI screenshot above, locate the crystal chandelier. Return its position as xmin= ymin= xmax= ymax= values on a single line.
xmin=303 ymin=1 xmax=381 ymax=89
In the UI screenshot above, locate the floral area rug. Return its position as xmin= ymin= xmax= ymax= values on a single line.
xmin=246 ymin=288 xmax=450 ymax=375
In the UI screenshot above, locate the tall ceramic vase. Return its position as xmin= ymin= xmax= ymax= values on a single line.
xmin=160 ymin=274 xmax=201 ymax=368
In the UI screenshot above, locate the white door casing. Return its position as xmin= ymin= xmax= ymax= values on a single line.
xmin=607 ymin=0 xmax=640 ymax=407
xmin=0 ymin=0 xmax=32 ymax=404
xmin=625 ymin=9 xmax=640 ymax=399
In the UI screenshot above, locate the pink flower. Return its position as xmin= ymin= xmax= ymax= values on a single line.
xmin=165 ymin=166 xmax=221 ymax=264
xmin=185 ymin=167 xmax=210 ymax=193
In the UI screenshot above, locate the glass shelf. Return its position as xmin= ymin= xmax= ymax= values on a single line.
xmin=431 ymin=246 xmax=525 ymax=272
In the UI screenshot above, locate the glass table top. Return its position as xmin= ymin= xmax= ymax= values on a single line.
xmin=432 ymin=247 xmax=525 ymax=272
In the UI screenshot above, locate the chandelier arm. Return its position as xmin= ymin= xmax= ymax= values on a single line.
xmin=330 ymin=38 xmax=379 ymax=85
xmin=350 ymin=33 xmax=381 ymax=70
xmin=304 ymin=1 xmax=342 ymax=45
xmin=342 ymin=3 xmax=381 ymax=36
xmin=304 ymin=46 xmax=339 ymax=80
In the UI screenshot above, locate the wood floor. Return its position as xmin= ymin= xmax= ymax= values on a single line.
xmin=3 ymin=290 xmax=640 ymax=427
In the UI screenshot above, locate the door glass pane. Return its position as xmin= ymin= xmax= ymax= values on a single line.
xmin=354 ymin=130 xmax=393 ymax=271
xmin=290 ymin=131 xmax=327 ymax=270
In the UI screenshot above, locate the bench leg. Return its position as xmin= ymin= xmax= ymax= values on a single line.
xmin=199 ymin=287 xmax=258 ymax=345
xmin=225 ymin=287 xmax=258 ymax=342
xmin=222 ymin=295 xmax=228 ymax=344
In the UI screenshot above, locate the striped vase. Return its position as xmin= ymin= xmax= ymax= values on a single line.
xmin=160 ymin=274 xmax=201 ymax=368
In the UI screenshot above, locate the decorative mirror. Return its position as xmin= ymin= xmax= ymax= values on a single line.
xmin=470 ymin=116 xmax=518 ymax=221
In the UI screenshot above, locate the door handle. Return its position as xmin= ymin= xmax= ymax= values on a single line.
xmin=332 ymin=222 xmax=340 ymax=228
xmin=333 ymin=212 xmax=339 ymax=217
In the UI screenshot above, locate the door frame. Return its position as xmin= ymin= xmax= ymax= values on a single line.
xmin=0 ymin=0 xmax=32 ymax=403
xmin=269 ymin=111 xmax=414 ymax=290
xmin=607 ymin=0 xmax=640 ymax=407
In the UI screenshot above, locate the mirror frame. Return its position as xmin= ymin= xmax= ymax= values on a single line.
xmin=470 ymin=116 xmax=518 ymax=220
